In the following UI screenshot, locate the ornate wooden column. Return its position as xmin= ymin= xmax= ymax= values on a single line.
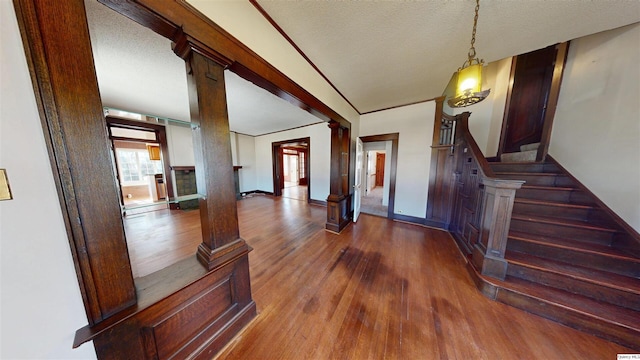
xmin=14 ymin=0 xmax=137 ymax=325
xmin=326 ymin=120 xmax=351 ymax=233
xmin=471 ymin=178 xmax=523 ymax=279
xmin=173 ymin=35 xmax=250 ymax=270
xmin=425 ymin=96 xmax=458 ymax=229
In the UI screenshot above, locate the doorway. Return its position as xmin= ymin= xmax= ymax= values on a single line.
xmin=361 ymin=148 xmax=388 ymax=217
xmin=272 ymin=137 xmax=310 ymax=202
xmin=357 ymin=133 xmax=399 ymax=219
xmin=107 ymin=115 xmax=174 ymax=215
xmin=498 ymin=43 xmax=568 ymax=161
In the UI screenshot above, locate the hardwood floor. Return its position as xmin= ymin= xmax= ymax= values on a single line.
xmin=124 ymin=208 xmax=202 ymax=278
xmin=282 ymin=184 xmax=308 ymax=201
xmin=125 ymin=195 xmax=632 ymax=358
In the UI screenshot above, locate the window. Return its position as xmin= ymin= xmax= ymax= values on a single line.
xmin=299 ymin=152 xmax=305 ymax=179
xmin=116 ymin=148 xmax=162 ymax=186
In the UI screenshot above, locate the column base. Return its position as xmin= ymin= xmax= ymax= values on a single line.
xmin=472 ymin=244 xmax=508 ymax=280
xmin=326 ymin=194 xmax=351 ymax=233
xmin=197 ymin=238 xmax=251 ymax=271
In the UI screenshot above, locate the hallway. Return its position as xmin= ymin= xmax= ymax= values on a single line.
xmin=360 ymin=186 xmax=387 ymax=217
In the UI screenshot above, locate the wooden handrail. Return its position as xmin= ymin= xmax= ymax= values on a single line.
xmin=453 ymin=112 xmax=496 ymax=178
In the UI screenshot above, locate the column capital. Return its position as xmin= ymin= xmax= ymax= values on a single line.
xmin=173 ymin=28 xmax=232 ymax=67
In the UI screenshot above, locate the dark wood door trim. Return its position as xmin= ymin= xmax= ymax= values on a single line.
xmin=14 ymin=0 xmax=137 ymax=325
xmin=271 ymin=137 xmax=310 ymax=201
xmin=497 ymin=43 xmax=569 ymax=160
xmin=497 ymin=58 xmax=519 ymax=160
xmin=536 ymin=42 xmax=569 ymax=161
xmin=360 ymin=133 xmax=399 ymax=219
xmin=106 ymin=116 xmax=175 ymax=203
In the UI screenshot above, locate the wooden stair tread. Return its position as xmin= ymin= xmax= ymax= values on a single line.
xmin=508 ymin=231 xmax=639 ymax=263
xmin=511 ymin=214 xmax=618 ymax=233
xmin=514 ymin=198 xmax=595 ymax=210
xmin=493 ymin=161 xmax=541 ymax=165
xmin=506 ymin=251 xmax=640 ymax=294
xmin=521 ymin=184 xmax=576 ymax=191
xmin=495 ymin=171 xmax=562 ymax=177
xmin=501 ymin=276 xmax=640 ymax=331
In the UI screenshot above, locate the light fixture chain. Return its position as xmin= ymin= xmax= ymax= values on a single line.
xmin=468 ymin=0 xmax=480 ymax=60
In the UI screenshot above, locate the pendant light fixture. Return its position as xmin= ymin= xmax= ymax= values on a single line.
xmin=447 ymin=0 xmax=490 ymax=108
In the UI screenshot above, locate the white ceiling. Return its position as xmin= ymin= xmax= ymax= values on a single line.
xmin=85 ymin=0 xmax=323 ymax=136
xmin=87 ymin=0 xmax=640 ymax=132
xmin=254 ymin=0 xmax=640 ymax=113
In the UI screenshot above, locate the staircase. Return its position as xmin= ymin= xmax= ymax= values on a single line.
xmin=500 ymin=142 xmax=541 ymax=162
xmin=484 ymin=158 xmax=640 ymax=350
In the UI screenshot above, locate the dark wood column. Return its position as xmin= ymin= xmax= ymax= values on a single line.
xmin=14 ymin=0 xmax=136 ymax=325
xmin=326 ymin=120 xmax=351 ymax=233
xmin=173 ymin=35 xmax=250 ymax=271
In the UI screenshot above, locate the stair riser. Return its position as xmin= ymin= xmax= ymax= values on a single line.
xmin=513 ymin=202 xmax=593 ymax=222
xmin=490 ymin=163 xmax=560 ymax=173
xmin=516 ymin=188 xmax=595 ymax=205
xmin=507 ymin=263 xmax=640 ymax=311
xmin=496 ymin=288 xmax=640 ymax=351
xmin=510 ymin=219 xmax=614 ymax=245
xmin=498 ymin=174 xmax=573 ymax=187
xmin=507 ymin=239 xmax=640 ymax=278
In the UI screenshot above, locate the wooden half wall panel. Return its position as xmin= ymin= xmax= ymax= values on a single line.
xmin=93 ymin=255 xmax=255 ymax=360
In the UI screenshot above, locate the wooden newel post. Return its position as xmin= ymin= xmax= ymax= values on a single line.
xmin=472 ymin=178 xmax=524 ymax=279
xmin=174 ymin=34 xmax=250 ymax=270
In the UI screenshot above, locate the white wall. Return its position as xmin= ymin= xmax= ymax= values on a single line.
xmin=550 ymin=23 xmax=640 ymax=232
xmin=235 ymin=133 xmax=257 ymax=192
xmin=0 ymin=2 xmax=97 ymax=358
xmin=253 ymin=123 xmax=331 ymax=201
xmin=166 ymin=123 xmax=195 ymax=167
xmin=360 ymin=101 xmax=436 ymax=218
xmin=165 ymin=122 xmax=195 ymax=197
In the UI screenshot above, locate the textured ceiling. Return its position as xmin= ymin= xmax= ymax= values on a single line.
xmin=87 ymin=0 xmax=640 ymax=132
xmin=255 ymin=0 xmax=640 ymax=113
xmin=85 ymin=0 xmax=322 ymax=136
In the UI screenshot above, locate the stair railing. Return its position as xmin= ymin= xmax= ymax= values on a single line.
xmin=427 ymin=97 xmax=524 ymax=280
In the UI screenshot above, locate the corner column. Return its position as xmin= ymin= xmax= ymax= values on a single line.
xmin=326 ymin=120 xmax=351 ymax=233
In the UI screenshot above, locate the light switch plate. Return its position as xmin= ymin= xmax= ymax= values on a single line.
xmin=0 ymin=169 xmax=13 ymax=200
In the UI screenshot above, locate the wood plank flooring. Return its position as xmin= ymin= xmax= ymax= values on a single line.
xmin=125 ymin=195 xmax=633 ymax=358
xmin=124 ymin=207 xmax=202 ymax=278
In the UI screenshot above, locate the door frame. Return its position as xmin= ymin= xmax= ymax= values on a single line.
xmin=271 ymin=137 xmax=310 ymax=201
xmin=497 ymin=42 xmax=569 ymax=161
xmin=359 ymin=133 xmax=398 ymax=219
xmin=106 ymin=116 xmax=175 ymax=206
xmin=353 ymin=138 xmax=363 ymax=222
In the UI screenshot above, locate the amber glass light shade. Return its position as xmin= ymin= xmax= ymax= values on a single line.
xmin=456 ymin=63 xmax=482 ymax=97
xmin=446 ymin=62 xmax=490 ymax=108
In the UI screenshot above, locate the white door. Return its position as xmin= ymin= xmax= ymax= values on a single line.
xmin=353 ymin=138 xmax=364 ymax=222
